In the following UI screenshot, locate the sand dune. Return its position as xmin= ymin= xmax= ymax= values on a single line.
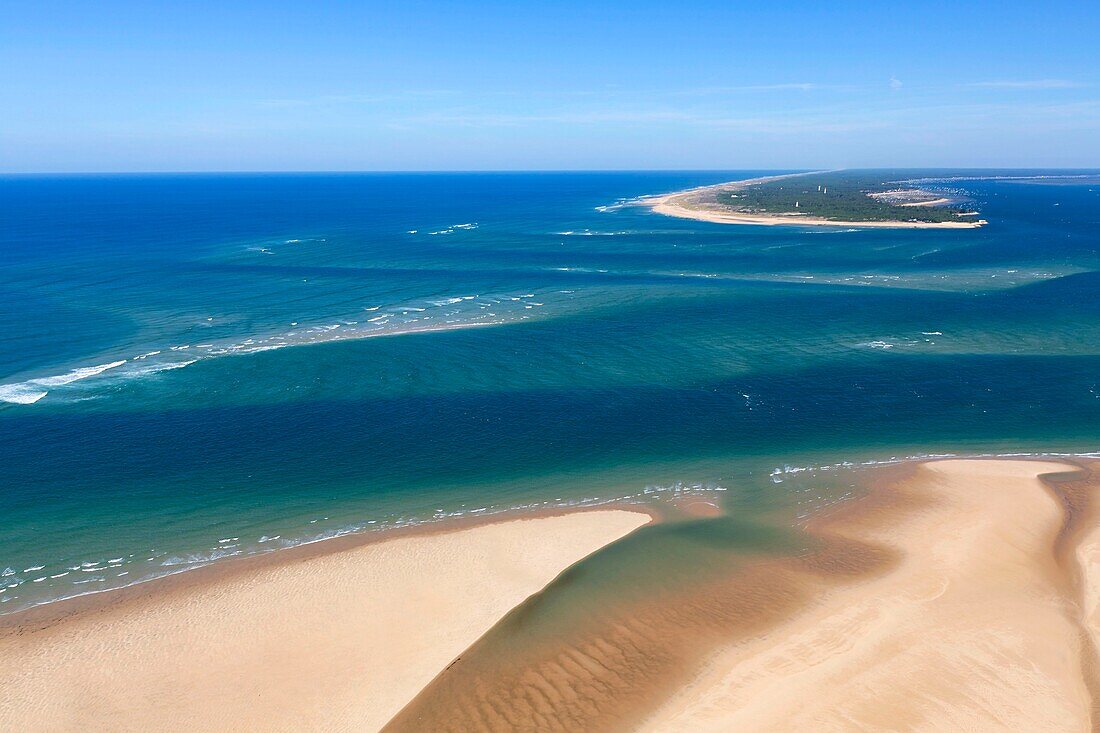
xmin=640 ymin=459 xmax=1095 ymax=732
xmin=0 ymin=510 xmax=649 ymax=732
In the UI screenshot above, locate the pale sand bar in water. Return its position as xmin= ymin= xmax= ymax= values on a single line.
xmin=0 ymin=509 xmax=650 ymax=732
xmin=640 ymin=459 xmax=1097 ymax=732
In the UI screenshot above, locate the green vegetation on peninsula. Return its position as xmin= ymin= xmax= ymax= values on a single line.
xmin=656 ymin=170 xmax=985 ymax=227
xmin=723 ymin=171 xmax=974 ymax=223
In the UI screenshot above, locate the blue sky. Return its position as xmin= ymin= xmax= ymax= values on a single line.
xmin=2 ymin=1 xmax=1099 ymax=171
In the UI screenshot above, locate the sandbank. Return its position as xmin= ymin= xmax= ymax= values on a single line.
xmin=0 ymin=509 xmax=650 ymax=732
xmin=639 ymin=459 xmax=1096 ymax=732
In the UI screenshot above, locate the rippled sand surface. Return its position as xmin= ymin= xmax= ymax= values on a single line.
xmin=390 ymin=460 xmax=1100 ymax=732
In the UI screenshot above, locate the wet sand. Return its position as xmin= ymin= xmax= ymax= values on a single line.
xmin=387 ymin=458 xmax=1099 ymax=732
xmin=641 ymin=459 xmax=1097 ymax=731
xmin=0 ymin=509 xmax=650 ymax=732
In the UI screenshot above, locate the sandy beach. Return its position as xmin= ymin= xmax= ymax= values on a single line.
xmin=639 ymin=459 xmax=1097 ymax=732
xmin=0 ymin=509 xmax=650 ymax=732
xmin=897 ymin=196 xmax=954 ymax=207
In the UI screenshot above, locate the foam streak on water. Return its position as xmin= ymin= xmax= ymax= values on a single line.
xmin=0 ymin=289 xmax=562 ymax=406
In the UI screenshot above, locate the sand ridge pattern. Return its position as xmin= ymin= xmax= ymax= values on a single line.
xmin=387 ymin=459 xmax=1100 ymax=732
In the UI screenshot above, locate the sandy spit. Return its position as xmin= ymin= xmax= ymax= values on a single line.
xmin=0 ymin=509 xmax=650 ymax=732
xmin=645 ymin=173 xmax=986 ymax=228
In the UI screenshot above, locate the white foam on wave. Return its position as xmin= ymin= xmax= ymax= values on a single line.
xmin=54 ymin=360 xmax=131 ymax=382
xmin=2 ymin=287 xmax=562 ymax=409
xmin=595 ymin=194 xmax=654 ymax=213
xmin=127 ymin=360 xmax=197 ymax=377
xmin=243 ymin=343 xmax=290 ymax=354
xmin=555 ymin=229 xmax=630 ymax=237
xmin=0 ymin=386 xmax=48 ymax=404
xmin=427 ymin=222 xmax=478 ymax=235
xmin=0 ymin=360 xmax=127 ymax=405
xmin=160 ymin=547 xmax=243 ymax=568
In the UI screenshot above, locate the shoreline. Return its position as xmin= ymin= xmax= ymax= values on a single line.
xmin=8 ymin=454 xmax=1100 ymax=731
xmin=0 ymin=507 xmax=652 ymax=731
xmin=645 ymin=173 xmax=988 ymax=229
xmin=0 ymin=500 xmax=663 ymax=630
xmin=8 ymin=449 xmax=1094 ymax=622
xmin=0 ymin=478 xmax=716 ymax=622
xmin=7 ymin=449 xmax=1098 ymax=625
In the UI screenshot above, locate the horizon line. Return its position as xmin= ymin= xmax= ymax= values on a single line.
xmin=3 ymin=166 xmax=1100 ymax=177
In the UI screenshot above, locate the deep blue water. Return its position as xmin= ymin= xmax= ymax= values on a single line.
xmin=2 ymin=170 xmax=1100 ymax=612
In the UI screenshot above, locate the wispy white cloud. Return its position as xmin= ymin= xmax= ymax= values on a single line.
xmin=676 ymin=83 xmax=850 ymax=94
xmin=698 ymin=115 xmax=892 ymax=134
xmin=400 ymin=109 xmax=694 ymax=127
xmin=967 ymin=79 xmax=1084 ymax=89
xmin=254 ymin=90 xmax=459 ymax=108
xmin=889 ymin=77 xmax=903 ymax=90
xmin=257 ymin=84 xmax=858 ymax=109
xmin=390 ymin=97 xmax=1100 ymax=136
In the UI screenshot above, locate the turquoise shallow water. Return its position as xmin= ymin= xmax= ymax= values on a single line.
xmin=2 ymin=170 xmax=1100 ymax=612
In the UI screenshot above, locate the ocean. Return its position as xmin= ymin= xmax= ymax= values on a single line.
xmin=2 ymin=170 xmax=1100 ymax=613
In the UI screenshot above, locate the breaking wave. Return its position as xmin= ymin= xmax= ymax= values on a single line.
xmin=0 ymin=289 xmax=561 ymax=407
